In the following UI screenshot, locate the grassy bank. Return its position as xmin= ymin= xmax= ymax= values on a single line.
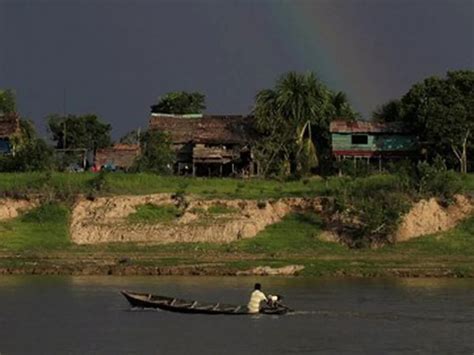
xmin=0 ymin=200 xmax=472 ymax=277
xmin=4 ymin=171 xmax=472 ymax=199
xmin=0 ymin=172 xmax=330 ymax=199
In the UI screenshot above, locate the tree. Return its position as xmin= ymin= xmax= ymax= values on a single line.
xmin=151 ymin=91 xmax=206 ymax=114
xmin=401 ymin=70 xmax=473 ymax=173
xmin=254 ymin=72 xmax=346 ymax=176
xmin=372 ymin=99 xmax=403 ymax=123
xmin=133 ymin=130 xmax=174 ymax=174
xmin=0 ymin=89 xmax=16 ymax=114
xmin=332 ymin=91 xmax=359 ymax=120
xmin=11 ymin=138 xmax=55 ymax=171
xmin=46 ymin=114 xmax=112 ymax=150
xmin=119 ymin=129 xmax=142 ymax=145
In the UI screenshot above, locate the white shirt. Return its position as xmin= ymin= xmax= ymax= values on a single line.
xmin=247 ymin=290 xmax=267 ymax=313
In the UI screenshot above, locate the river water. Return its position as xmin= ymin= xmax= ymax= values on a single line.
xmin=0 ymin=276 xmax=472 ymax=354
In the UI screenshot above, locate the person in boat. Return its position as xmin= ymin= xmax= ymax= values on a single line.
xmin=247 ymin=283 xmax=268 ymax=313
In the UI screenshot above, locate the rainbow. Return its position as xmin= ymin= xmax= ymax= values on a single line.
xmin=267 ymin=2 xmax=382 ymax=116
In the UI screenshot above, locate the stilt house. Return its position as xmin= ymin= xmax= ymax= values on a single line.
xmin=148 ymin=113 xmax=257 ymax=177
xmin=330 ymin=119 xmax=418 ymax=170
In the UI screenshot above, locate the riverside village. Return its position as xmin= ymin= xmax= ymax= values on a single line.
xmin=0 ymin=1 xmax=473 ymax=353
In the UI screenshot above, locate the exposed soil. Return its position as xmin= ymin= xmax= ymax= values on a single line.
xmin=395 ymin=194 xmax=473 ymax=241
xmin=0 ymin=198 xmax=37 ymax=221
xmin=70 ymin=194 xmax=325 ymax=245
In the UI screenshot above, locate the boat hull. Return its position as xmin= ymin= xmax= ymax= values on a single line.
xmin=121 ymin=290 xmax=290 ymax=315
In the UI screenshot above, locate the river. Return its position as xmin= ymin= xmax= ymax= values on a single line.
xmin=0 ymin=276 xmax=472 ymax=354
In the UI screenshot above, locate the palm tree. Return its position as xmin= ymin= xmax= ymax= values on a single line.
xmin=254 ymin=72 xmax=333 ymax=175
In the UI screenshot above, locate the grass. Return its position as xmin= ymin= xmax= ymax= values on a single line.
xmin=0 ymin=203 xmax=71 ymax=252
xmin=0 ymin=172 xmax=472 ymax=199
xmin=127 ymin=203 xmax=181 ymax=224
xmin=229 ymin=213 xmax=345 ymax=254
xmin=0 ymin=172 xmax=330 ymax=199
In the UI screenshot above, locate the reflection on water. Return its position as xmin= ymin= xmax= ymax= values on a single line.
xmin=0 ymin=276 xmax=473 ymax=354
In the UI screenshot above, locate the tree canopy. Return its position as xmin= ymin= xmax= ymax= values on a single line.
xmin=133 ymin=130 xmax=174 ymax=174
xmin=254 ymin=71 xmax=356 ymax=176
xmin=151 ymin=91 xmax=206 ymax=114
xmin=371 ymin=70 xmax=473 ymax=173
xmin=119 ymin=129 xmax=142 ymax=145
xmin=371 ymin=99 xmax=403 ymax=123
xmin=46 ymin=114 xmax=112 ymax=151
xmin=0 ymin=89 xmax=16 ymax=114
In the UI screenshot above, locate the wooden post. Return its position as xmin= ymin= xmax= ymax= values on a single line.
xmin=231 ymin=163 xmax=235 ymax=175
xmin=219 ymin=164 xmax=223 ymax=177
xmin=192 ymin=163 xmax=196 ymax=177
xmin=378 ymin=156 xmax=382 ymax=172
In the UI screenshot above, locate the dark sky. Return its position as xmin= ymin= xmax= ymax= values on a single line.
xmin=1 ymin=0 xmax=473 ymax=139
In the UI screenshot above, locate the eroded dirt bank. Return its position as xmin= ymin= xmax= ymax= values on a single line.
xmin=70 ymin=194 xmax=325 ymax=244
xmin=395 ymin=195 xmax=473 ymax=241
xmin=0 ymin=198 xmax=37 ymax=221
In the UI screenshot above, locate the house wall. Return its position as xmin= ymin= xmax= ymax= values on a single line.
xmin=332 ymin=133 xmax=417 ymax=153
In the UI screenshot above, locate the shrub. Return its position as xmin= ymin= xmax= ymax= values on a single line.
xmin=413 ymin=158 xmax=463 ymax=200
xmin=21 ymin=203 xmax=67 ymax=224
xmin=327 ymin=175 xmax=411 ymax=247
xmin=128 ymin=203 xmax=181 ymax=224
xmin=89 ymin=171 xmax=109 ymax=193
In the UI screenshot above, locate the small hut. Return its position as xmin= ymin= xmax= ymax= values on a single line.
xmin=148 ymin=113 xmax=257 ymax=177
xmin=94 ymin=144 xmax=141 ymax=171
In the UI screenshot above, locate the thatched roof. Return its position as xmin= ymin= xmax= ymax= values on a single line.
xmin=330 ymin=119 xmax=410 ymax=134
xmin=95 ymin=144 xmax=140 ymax=169
xmin=148 ymin=114 xmax=256 ymax=145
xmin=0 ymin=113 xmax=20 ymax=138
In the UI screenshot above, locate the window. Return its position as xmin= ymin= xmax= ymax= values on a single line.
xmin=351 ymin=135 xmax=368 ymax=145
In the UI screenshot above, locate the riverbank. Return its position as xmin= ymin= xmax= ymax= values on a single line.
xmin=1 ymin=210 xmax=473 ymax=277
xmin=1 ymin=172 xmax=473 ymax=277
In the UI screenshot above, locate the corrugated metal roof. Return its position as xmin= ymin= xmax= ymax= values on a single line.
xmin=330 ymin=119 xmax=410 ymax=133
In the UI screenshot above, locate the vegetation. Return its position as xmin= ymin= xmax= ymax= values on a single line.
xmin=0 ymin=172 xmax=334 ymax=199
xmin=374 ymin=70 xmax=473 ymax=173
xmin=46 ymin=114 xmax=112 ymax=150
xmin=0 ymin=138 xmax=55 ymax=172
xmin=0 ymin=202 xmax=70 ymax=252
xmin=254 ymin=71 xmax=358 ymax=177
xmin=132 ymin=130 xmax=175 ymax=174
xmin=372 ymin=99 xmax=402 ymax=123
xmin=0 ymin=89 xmax=16 ymax=113
xmin=151 ymin=91 xmax=206 ymax=114
xmin=326 ymin=161 xmax=466 ymax=247
xmin=119 ymin=129 xmax=142 ymax=145
xmin=327 ymin=175 xmax=412 ymax=247
xmin=128 ymin=203 xmax=182 ymax=224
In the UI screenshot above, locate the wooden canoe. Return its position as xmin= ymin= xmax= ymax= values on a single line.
xmin=121 ymin=290 xmax=291 ymax=315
